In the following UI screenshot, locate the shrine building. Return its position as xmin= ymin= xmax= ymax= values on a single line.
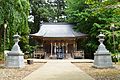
xmin=30 ymin=23 xmax=87 ymax=59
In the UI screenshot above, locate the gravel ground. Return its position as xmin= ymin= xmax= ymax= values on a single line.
xmin=74 ymin=63 xmax=120 ymax=80
xmin=0 ymin=63 xmax=44 ymax=80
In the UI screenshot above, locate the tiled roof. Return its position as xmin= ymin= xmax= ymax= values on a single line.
xmin=30 ymin=23 xmax=87 ymax=38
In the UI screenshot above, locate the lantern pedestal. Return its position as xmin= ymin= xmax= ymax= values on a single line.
xmin=93 ymin=33 xmax=113 ymax=68
xmin=5 ymin=34 xmax=24 ymax=68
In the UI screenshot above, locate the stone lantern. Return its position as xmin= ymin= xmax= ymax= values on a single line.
xmin=6 ymin=33 xmax=24 ymax=68
xmin=93 ymin=32 xmax=113 ymax=68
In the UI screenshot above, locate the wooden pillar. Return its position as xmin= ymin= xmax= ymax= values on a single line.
xmin=73 ymin=41 xmax=76 ymax=52
xmin=62 ymin=43 xmax=64 ymax=53
xmin=54 ymin=43 xmax=57 ymax=57
xmin=66 ymin=43 xmax=68 ymax=53
xmin=57 ymin=42 xmax=60 ymax=54
xmin=76 ymin=42 xmax=77 ymax=51
xmin=58 ymin=43 xmax=60 ymax=50
xmin=66 ymin=43 xmax=68 ymax=58
xmin=62 ymin=43 xmax=65 ymax=58
xmin=50 ymin=42 xmax=53 ymax=57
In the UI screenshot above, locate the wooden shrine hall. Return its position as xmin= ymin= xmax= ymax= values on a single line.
xmin=30 ymin=23 xmax=87 ymax=59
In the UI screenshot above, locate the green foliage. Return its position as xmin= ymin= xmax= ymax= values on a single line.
xmin=66 ymin=0 xmax=120 ymax=54
xmin=0 ymin=52 xmax=3 ymax=60
xmin=0 ymin=0 xmax=30 ymax=52
xmin=30 ymin=0 xmax=53 ymax=34
xmin=29 ymin=0 xmax=66 ymax=47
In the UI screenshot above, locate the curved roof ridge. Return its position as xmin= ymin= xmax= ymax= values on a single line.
xmin=30 ymin=23 xmax=87 ymax=38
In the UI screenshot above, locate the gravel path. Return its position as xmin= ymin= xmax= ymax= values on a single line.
xmin=0 ymin=63 xmax=44 ymax=80
xmin=74 ymin=63 xmax=120 ymax=80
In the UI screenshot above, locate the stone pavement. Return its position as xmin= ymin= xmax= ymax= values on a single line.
xmin=25 ymin=59 xmax=94 ymax=63
xmin=23 ymin=60 xmax=94 ymax=80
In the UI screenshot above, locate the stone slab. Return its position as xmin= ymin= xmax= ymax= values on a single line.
xmin=22 ymin=60 xmax=94 ymax=80
xmin=6 ymin=56 xmax=24 ymax=68
xmin=24 ymin=59 xmax=94 ymax=63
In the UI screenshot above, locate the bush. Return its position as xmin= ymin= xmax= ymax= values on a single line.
xmin=112 ymin=55 xmax=118 ymax=62
xmin=0 ymin=52 xmax=3 ymax=60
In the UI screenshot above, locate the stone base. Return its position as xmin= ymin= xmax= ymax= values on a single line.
xmin=92 ymin=65 xmax=114 ymax=69
xmin=6 ymin=55 xmax=24 ymax=68
xmin=49 ymin=55 xmax=53 ymax=59
xmin=94 ymin=53 xmax=113 ymax=68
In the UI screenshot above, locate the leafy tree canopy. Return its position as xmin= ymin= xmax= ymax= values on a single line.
xmin=0 ymin=0 xmax=30 ymax=52
xmin=65 ymin=0 xmax=120 ymax=54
